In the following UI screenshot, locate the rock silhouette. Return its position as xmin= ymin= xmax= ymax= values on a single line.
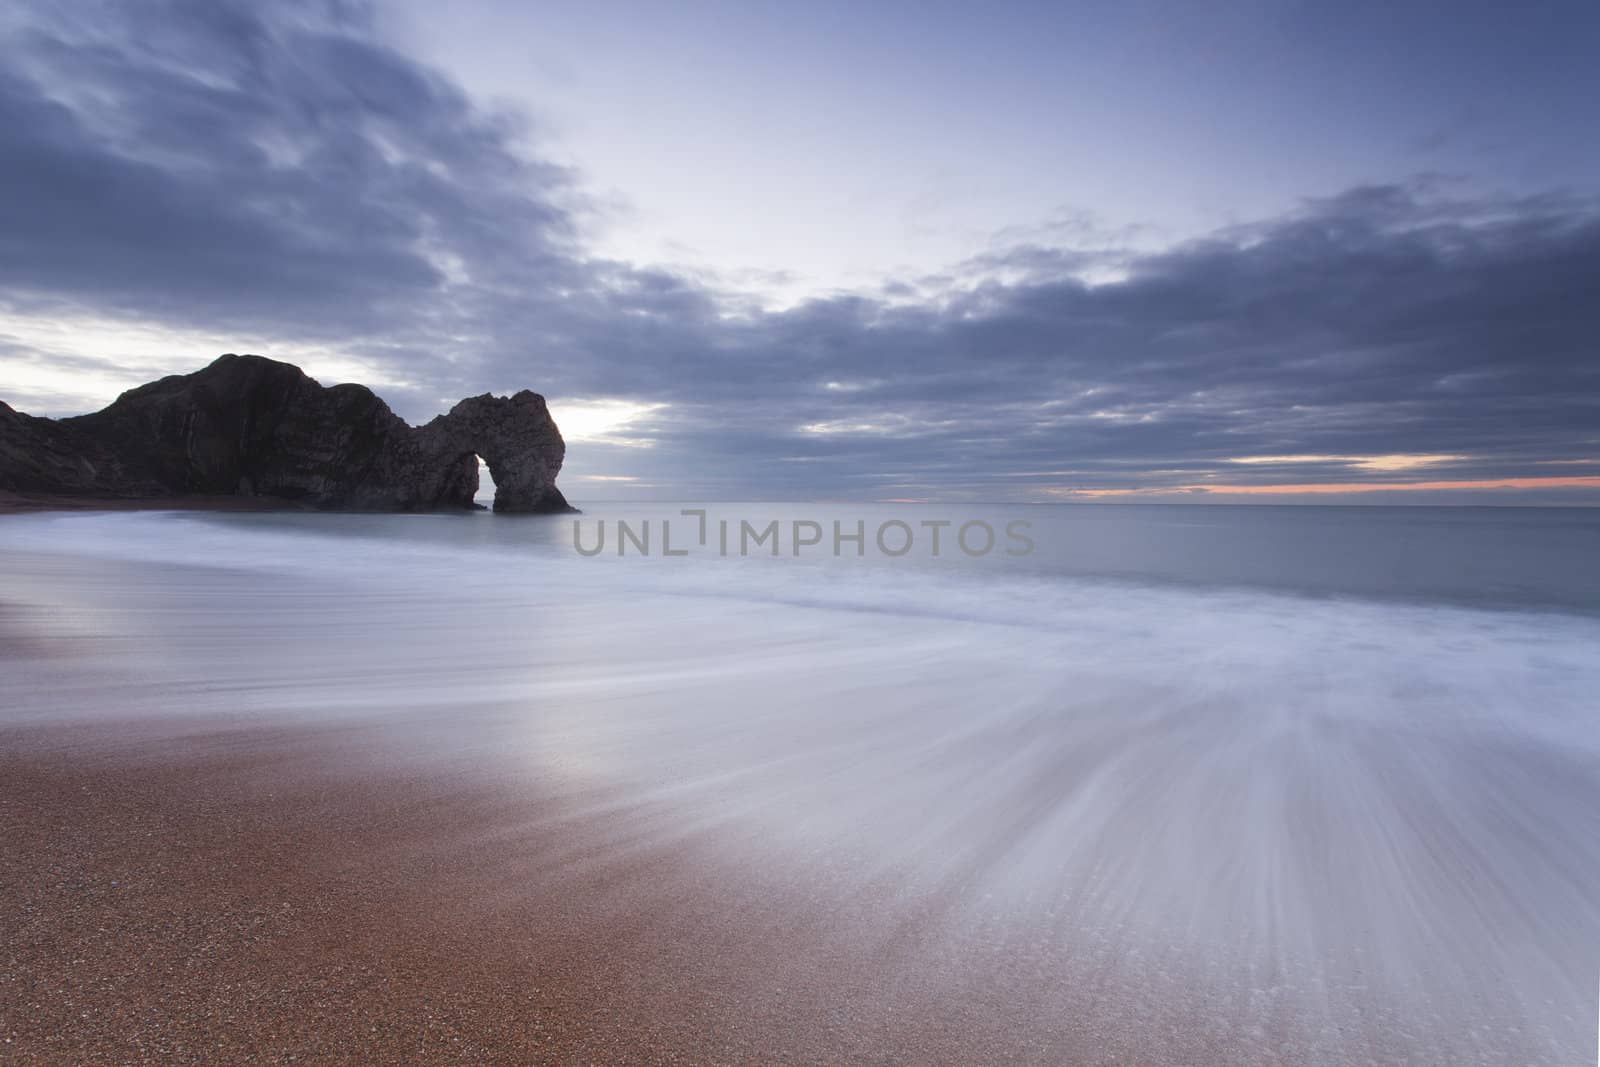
xmin=0 ymin=354 xmax=573 ymax=512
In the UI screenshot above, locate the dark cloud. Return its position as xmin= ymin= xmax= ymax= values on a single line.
xmin=2 ymin=0 xmax=1597 ymax=500
xmin=0 ymin=0 xmax=582 ymax=339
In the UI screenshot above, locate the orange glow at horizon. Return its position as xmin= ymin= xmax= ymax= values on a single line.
xmin=1047 ymin=475 xmax=1600 ymax=498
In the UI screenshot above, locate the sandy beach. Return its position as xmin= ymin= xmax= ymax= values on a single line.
xmin=0 ymin=715 xmax=1499 ymax=1067
xmin=2 ymin=509 xmax=1597 ymax=1064
xmin=0 ymin=719 xmax=1133 ymax=1065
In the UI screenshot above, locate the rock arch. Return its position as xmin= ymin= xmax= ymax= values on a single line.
xmin=416 ymin=391 xmax=572 ymax=513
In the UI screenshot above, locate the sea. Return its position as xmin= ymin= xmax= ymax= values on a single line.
xmin=2 ymin=502 xmax=1597 ymax=1063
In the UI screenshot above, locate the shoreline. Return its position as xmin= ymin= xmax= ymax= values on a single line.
xmin=0 ymin=493 xmax=509 ymax=517
xmin=0 ymin=493 xmax=576 ymax=517
xmin=0 ymin=719 xmax=1079 ymax=1065
xmin=3 ymin=716 xmax=1575 ymax=1066
xmin=0 ymin=491 xmax=313 ymax=515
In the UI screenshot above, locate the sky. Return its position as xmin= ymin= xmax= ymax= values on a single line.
xmin=1 ymin=0 xmax=1597 ymax=504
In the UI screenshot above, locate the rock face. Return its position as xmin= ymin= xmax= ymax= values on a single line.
xmin=0 ymin=354 xmax=573 ymax=513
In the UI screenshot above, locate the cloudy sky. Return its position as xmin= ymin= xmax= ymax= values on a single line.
xmin=2 ymin=0 xmax=1597 ymax=503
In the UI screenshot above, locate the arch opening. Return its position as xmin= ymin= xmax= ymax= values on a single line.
xmin=474 ymin=454 xmax=496 ymax=509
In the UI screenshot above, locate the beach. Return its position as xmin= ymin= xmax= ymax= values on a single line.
xmin=3 ymin=506 xmax=1598 ymax=1064
xmin=5 ymin=718 xmax=1226 ymax=1065
xmin=7 ymin=718 xmax=963 ymax=1065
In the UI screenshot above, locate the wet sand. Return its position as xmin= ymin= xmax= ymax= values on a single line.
xmin=0 ymin=715 xmax=1584 ymax=1066
xmin=0 ymin=719 xmax=1114 ymax=1065
xmin=3 ymin=511 xmax=1597 ymax=1064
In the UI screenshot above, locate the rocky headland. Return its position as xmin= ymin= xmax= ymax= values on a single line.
xmin=0 ymin=354 xmax=573 ymax=513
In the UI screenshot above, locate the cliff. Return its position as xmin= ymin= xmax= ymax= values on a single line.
xmin=0 ymin=354 xmax=573 ymax=513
